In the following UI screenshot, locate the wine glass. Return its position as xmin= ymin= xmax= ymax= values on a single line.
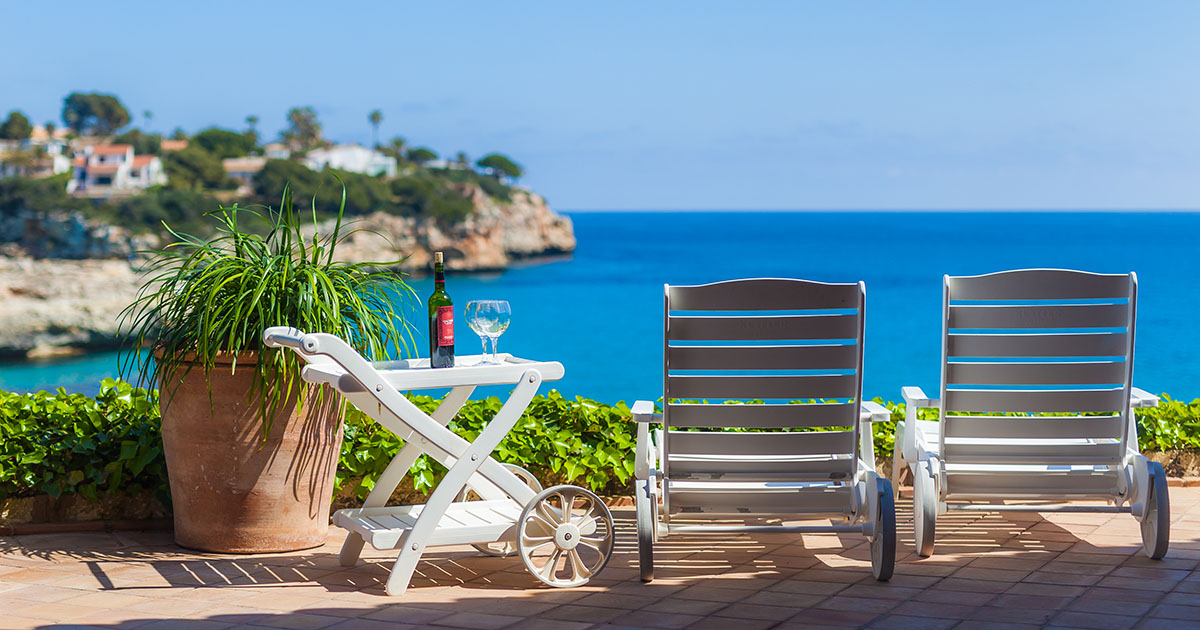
xmin=465 ymin=301 xmax=496 ymax=365
xmin=476 ymin=300 xmax=511 ymax=364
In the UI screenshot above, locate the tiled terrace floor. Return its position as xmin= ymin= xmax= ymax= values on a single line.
xmin=2 ymin=489 xmax=1199 ymax=630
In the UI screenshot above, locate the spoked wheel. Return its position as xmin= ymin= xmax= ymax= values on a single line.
xmin=1140 ymin=461 xmax=1170 ymax=559
xmin=871 ymin=478 xmax=896 ymax=581
xmin=913 ymin=461 xmax=937 ymax=557
xmin=455 ymin=464 xmax=543 ymax=557
xmin=518 ymin=485 xmax=615 ymax=587
xmin=635 ymin=478 xmax=656 ymax=582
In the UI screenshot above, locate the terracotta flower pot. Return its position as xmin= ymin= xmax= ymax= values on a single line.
xmin=159 ymin=353 xmax=343 ymax=553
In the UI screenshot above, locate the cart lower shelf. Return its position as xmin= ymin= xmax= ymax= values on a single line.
xmin=333 ymin=500 xmax=524 ymax=550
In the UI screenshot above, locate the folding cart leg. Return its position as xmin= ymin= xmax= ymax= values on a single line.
xmin=385 ymin=370 xmax=542 ymax=596
xmin=339 ymin=386 xmax=476 ymax=567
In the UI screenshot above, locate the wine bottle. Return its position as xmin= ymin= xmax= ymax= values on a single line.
xmin=428 ymin=251 xmax=455 ymax=368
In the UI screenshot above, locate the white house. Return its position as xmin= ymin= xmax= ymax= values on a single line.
xmin=0 ymin=126 xmax=72 ymax=178
xmin=68 ymin=144 xmax=167 ymax=196
xmin=302 ymin=144 xmax=396 ymax=177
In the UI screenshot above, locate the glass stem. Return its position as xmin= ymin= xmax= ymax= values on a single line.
xmin=480 ymin=336 xmax=489 ymax=364
xmin=490 ymin=337 xmax=499 ymax=363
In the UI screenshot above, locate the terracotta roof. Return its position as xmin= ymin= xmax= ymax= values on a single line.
xmin=88 ymin=164 xmax=121 ymax=174
xmin=72 ymin=157 xmax=86 ymax=167
xmin=160 ymin=140 xmax=188 ymax=152
xmin=132 ymin=155 xmax=155 ymax=167
xmin=91 ymin=144 xmax=132 ymax=156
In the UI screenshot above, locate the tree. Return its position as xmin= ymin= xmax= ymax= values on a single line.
xmin=406 ymin=147 xmax=438 ymax=165
xmin=111 ymin=128 xmax=162 ymax=155
xmin=368 ymin=110 xmax=382 ymax=147
xmin=475 ymin=153 xmax=523 ymax=180
xmin=456 ymin=151 xmax=469 ymax=168
xmin=170 ymin=127 xmax=188 ymax=140
xmin=44 ymin=122 xmax=56 ymax=137
xmin=143 ymin=110 xmax=153 ymax=129
xmin=61 ymin=92 xmax=131 ymax=135
xmin=379 ymin=137 xmax=407 ymax=162
xmin=163 ymin=146 xmax=230 ymax=190
xmin=281 ymin=106 xmax=322 ymax=150
xmin=245 ymin=115 xmax=259 ymax=146
xmin=0 ymin=110 xmax=33 ymax=140
xmin=191 ymin=127 xmax=258 ymax=159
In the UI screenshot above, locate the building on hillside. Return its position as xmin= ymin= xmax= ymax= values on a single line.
xmin=67 ymin=144 xmax=167 ymax=196
xmin=160 ymin=139 xmax=189 ymax=153
xmin=302 ymin=144 xmax=396 ymax=177
xmin=0 ymin=125 xmax=73 ymax=178
xmin=223 ymin=156 xmax=266 ymax=194
xmin=263 ymin=143 xmax=289 ymax=159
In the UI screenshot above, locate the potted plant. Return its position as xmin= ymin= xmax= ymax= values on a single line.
xmin=122 ymin=184 xmax=414 ymax=553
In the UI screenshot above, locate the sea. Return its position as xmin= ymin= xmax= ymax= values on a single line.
xmin=2 ymin=211 xmax=1198 ymax=404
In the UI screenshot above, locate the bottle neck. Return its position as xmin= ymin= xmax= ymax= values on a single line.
xmin=434 ymin=263 xmax=445 ymax=289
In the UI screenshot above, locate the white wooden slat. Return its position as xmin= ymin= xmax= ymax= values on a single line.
xmin=667 ymin=457 xmax=856 ymax=479
xmin=945 ymin=361 xmax=1127 ymax=386
xmin=947 ymin=270 xmax=1131 ymax=300
xmin=944 ymin=468 xmax=1119 ymax=498
xmin=668 ymin=314 xmax=858 ymax=341
xmin=949 ymin=303 xmax=1129 ymax=329
xmin=668 ymin=430 xmax=854 ymax=456
xmin=667 ymin=344 xmax=859 ymax=370
xmin=943 ymin=441 xmax=1122 ymax=464
xmin=666 ymin=402 xmax=857 ymax=428
xmin=668 ymin=374 xmax=857 ymax=400
xmin=668 ymin=278 xmax=861 ymax=311
xmin=948 ymin=333 xmax=1128 ymax=357
xmin=942 ymin=415 xmax=1122 ymax=439
xmin=668 ymin=482 xmax=852 ymax=512
xmin=944 ymin=388 xmax=1126 ymax=413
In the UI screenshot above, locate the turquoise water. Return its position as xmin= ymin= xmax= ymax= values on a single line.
xmin=2 ymin=211 xmax=1198 ymax=403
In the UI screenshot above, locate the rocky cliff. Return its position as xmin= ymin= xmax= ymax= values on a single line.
xmin=0 ymin=186 xmax=574 ymax=358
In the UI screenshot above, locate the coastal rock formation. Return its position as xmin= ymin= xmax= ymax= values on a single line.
xmin=0 ymin=186 xmax=574 ymax=357
xmin=321 ymin=187 xmax=575 ymax=271
xmin=0 ymin=257 xmax=142 ymax=358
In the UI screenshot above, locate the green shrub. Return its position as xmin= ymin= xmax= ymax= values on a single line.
xmin=0 ymin=380 xmax=167 ymax=502
xmin=1 ymin=383 xmax=1197 ymax=507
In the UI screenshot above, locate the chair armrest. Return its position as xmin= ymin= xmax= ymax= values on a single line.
xmin=632 ymin=400 xmax=663 ymax=423
xmin=859 ymin=400 xmax=892 ymax=423
xmin=901 ymin=386 xmax=940 ymax=408
xmin=1131 ymin=388 xmax=1160 ymax=408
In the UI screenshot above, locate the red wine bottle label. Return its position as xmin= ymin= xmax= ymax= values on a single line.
xmin=437 ymin=306 xmax=454 ymax=346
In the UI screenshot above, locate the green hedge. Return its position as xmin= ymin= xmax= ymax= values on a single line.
xmin=1 ymin=381 xmax=1198 ymax=504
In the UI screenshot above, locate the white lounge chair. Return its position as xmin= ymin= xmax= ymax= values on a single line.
xmin=893 ymin=269 xmax=1168 ymax=558
xmin=632 ymin=278 xmax=896 ymax=582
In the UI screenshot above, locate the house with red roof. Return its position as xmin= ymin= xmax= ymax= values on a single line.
xmin=68 ymin=144 xmax=167 ymax=196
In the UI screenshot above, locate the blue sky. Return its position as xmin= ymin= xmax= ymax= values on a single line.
xmin=3 ymin=1 xmax=1198 ymax=210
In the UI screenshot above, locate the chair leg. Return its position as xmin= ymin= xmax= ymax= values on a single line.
xmin=891 ymin=434 xmax=908 ymax=499
xmin=339 ymin=534 xmax=366 ymax=567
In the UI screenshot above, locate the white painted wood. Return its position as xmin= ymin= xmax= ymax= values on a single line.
xmin=668 ymin=374 xmax=857 ymax=400
xmin=942 ymin=415 xmax=1122 ymax=439
xmin=943 ymin=388 xmax=1126 ymax=413
xmin=948 ymin=332 xmax=1129 ymax=357
xmin=666 ymin=402 xmax=856 ymax=428
xmin=948 ymin=303 xmax=1129 ymax=329
xmin=668 ymin=314 xmax=858 ymax=341
xmin=668 ymin=278 xmax=861 ymax=311
xmin=945 ymin=361 xmax=1126 ymax=386
xmin=667 ymin=344 xmax=858 ymax=370
xmin=334 ymin=500 xmax=523 ymax=549
xmin=946 ymin=269 xmax=1131 ymax=300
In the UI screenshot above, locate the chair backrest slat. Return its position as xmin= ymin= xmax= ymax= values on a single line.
xmin=662 ymin=278 xmax=866 ymax=483
xmin=939 ymin=269 xmax=1136 ymax=472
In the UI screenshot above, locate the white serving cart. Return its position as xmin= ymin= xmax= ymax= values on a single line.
xmin=262 ymin=327 xmax=615 ymax=596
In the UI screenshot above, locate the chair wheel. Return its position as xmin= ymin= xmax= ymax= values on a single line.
xmin=871 ymin=478 xmax=896 ymax=581
xmin=635 ymin=479 xmax=655 ymax=582
xmin=518 ymin=485 xmax=614 ymax=587
xmin=913 ymin=461 xmax=937 ymax=557
xmin=1140 ymin=461 xmax=1170 ymax=559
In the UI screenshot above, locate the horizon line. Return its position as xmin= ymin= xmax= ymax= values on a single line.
xmin=560 ymin=207 xmax=1200 ymax=213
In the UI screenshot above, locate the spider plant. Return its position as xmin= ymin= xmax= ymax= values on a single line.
xmin=120 ymin=181 xmax=416 ymax=437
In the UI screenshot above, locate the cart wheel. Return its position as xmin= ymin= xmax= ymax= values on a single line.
xmin=635 ymin=478 xmax=655 ymax=582
xmin=518 ymin=485 xmax=615 ymax=588
xmin=1140 ymin=461 xmax=1170 ymax=560
xmin=871 ymin=478 xmax=896 ymax=581
xmin=913 ymin=461 xmax=937 ymax=557
xmin=456 ymin=464 xmax=544 ymax=557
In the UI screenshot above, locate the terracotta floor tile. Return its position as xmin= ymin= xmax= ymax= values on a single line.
xmin=1049 ymin=610 xmax=1141 ymax=630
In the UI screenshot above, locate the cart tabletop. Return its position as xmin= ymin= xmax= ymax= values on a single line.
xmin=300 ymin=354 xmax=565 ymax=393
